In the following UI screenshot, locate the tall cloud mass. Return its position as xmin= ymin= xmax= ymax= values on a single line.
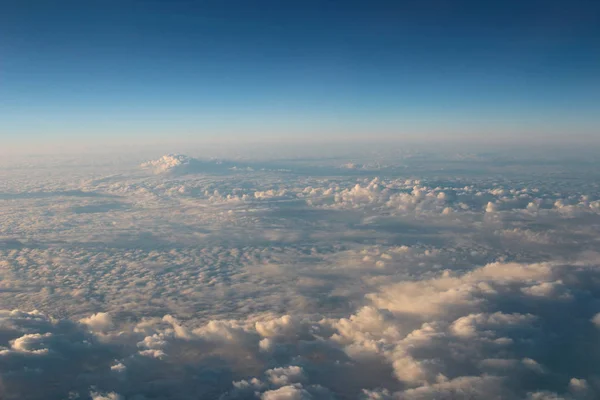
xmin=1 ymin=149 xmax=600 ymax=399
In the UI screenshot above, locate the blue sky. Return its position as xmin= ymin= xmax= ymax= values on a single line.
xmin=1 ymin=0 xmax=599 ymax=146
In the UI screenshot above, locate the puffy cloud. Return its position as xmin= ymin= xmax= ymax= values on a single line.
xmin=3 ymin=150 xmax=600 ymax=399
xmin=266 ymin=366 xmax=306 ymax=386
xmin=141 ymin=154 xmax=198 ymax=174
xmin=90 ymin=391 xmax=124 ymax=400
xmin=80 ymin=312 xmax=114 ymax=332
xmin=365 ymin=262 xmax=553 ymax=320
xmin=591 ymin=313 xmax=600 ymax=328
xmin=450 ymin=312 xmax=537 ymax=338
xmin=260 ymin=385 xmax=313 ymax=400
xmin=569 ymin=378 xmax=589 ymax=393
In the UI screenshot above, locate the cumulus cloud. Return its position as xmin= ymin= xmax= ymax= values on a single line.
xmin=140 ymin=154 xmax=254 ymax=175
xmin=260 ymin=385 xmax=313 ymax=400
xmin=2 ymin=150 xmax=600 ymax=399
xmin=80 ymin=312 xmax=114 ymax=332
xmin=591 ymin=313 xmax=600 ymax=328
xmin=141 ymin=154 xmax=197 ymax=174
xmin=90 ymin=391 xmax=124 ymax=400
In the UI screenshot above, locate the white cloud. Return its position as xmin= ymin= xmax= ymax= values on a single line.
xmin=90 ymin=391 xmax=124 ymax=400
xmin=260 ymin=385 xmax=313 ymax=400
xmin=2 ymin=150 xmax=600 ymax=399
xmin=266 ymin=366 xmax=306 ymax=386
xmin=80 ymin=312 xmax=114 ymax=332
xmin=140 ymin=154 xmax=199 ymax=175
xmin=591 ymin=313 xmax=600 ymax=328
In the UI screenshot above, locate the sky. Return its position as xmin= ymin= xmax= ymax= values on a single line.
xmin=3 ymin=4 xmax=600 ymax=396
xmin=1 ymin=0 xmax=600 ymax=148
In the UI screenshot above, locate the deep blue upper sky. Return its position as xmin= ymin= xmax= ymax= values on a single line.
xmin=1 ymin=0 xmax=599 ymax=146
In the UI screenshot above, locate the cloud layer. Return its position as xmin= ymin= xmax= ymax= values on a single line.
xmin=1 ymin=150 xmax=600 ymax=399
